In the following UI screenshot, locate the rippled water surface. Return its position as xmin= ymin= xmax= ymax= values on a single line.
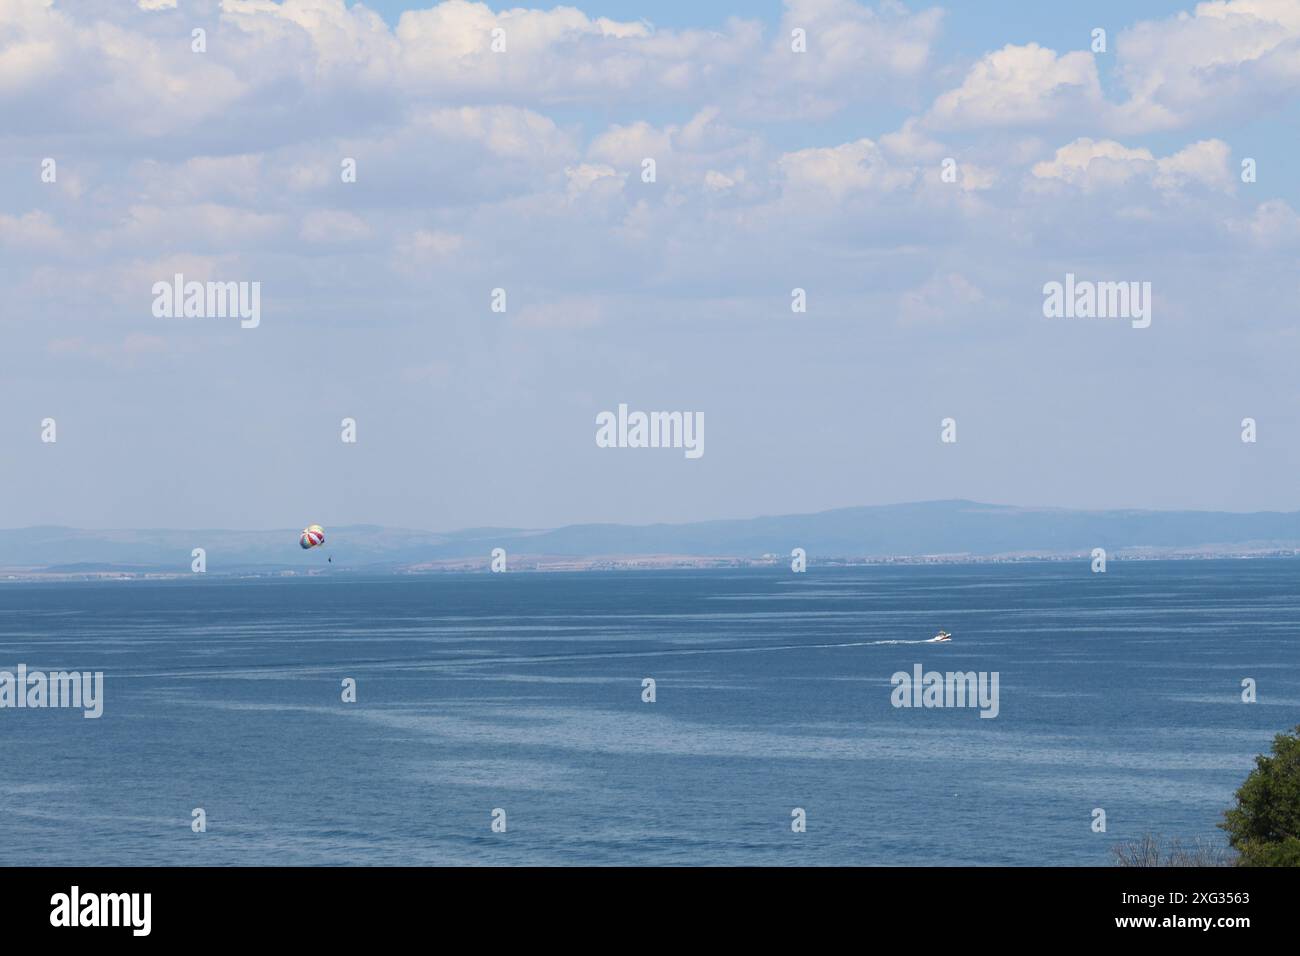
xmin=1 ymin=561 xmax=1296 ymax=865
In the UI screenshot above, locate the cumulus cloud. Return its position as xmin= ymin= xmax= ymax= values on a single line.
xmin=1111 ymin=0 xmax=1300 ymax=132
xmin=588 ymin=121 xmax=675 ymax=168
xmin=564 ymin=163 xmax=625 ymax=198
xmin=744 ymin=0 xmax=944 ymax=117
xmin=0 ymin=0 xmax=248 ymax=136
xmin=920 ymin=2 xmax=1300 ymax=137
xmin=1227 ymin=197 xmax=1300 ymax=245
xmin=704 ymin=168 xmax=742 ymax=191
xmin=418 ymin=105 xmax=573 ymax=160
xmin=779 ymin=138 xmax=917 ymax=199
xmin=925 ymin=43 xmax=1104 ymax=131
xmin=0 ymin=0 xmax=1286 ymax=298
xmin=1031 ymin=137 xmax=1233 ymax=192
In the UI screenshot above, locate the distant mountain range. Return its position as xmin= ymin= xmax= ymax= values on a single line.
xmin=1 ymin=501 xmax=1298 ymax=574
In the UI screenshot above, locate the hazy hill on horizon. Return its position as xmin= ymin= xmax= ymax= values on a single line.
xmin=1 ymin=500 xmax=1298 ymax=573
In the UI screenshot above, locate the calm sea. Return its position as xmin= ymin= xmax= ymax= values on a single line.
xmin=1 ymin=561 xmax=1296 ymax=865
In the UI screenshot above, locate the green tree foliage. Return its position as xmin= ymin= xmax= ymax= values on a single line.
xmin=1221 ymin=725 xmax=1300 ymax=866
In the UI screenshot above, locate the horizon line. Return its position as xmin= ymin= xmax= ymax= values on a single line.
xmin=5 ymin=498 xmax=1300 ymax=536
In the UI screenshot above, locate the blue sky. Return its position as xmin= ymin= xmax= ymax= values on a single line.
xmin=2 ymin=0 xmax=1299 ymax=531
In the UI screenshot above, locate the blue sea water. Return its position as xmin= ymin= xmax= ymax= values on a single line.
xmin=1 ymin=561 xmax=1296 ymax=866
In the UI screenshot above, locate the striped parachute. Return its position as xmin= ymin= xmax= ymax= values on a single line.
xmin=300 ymin=524 xmax=325 ymax=549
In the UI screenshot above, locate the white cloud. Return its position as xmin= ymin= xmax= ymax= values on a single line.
xmin=779 ymin=138 xmax=916 ymax=198
xmin=418 ymin=106 xmax=573 ymax=160
xmin=1031 ymin=137 xmax=1233 ymax=192
xmin=1112 ymin=0 xmax=1300 ymax=131
xmin=739 ymin=0 xmax=943 ymax=118
xmin=923 ymin=4 xmax=1300 ymax=136
xmin=0 ymin=0 xmax=248 ymax=135
xmin=223 ymin=0 xmax=398 ymax=85
xmin=0 ymin=0 xmax=945 ymax=147
xmin=1228 ymin=197 xmax=1300 ymax=245
xmin=588 ymin=121 xmax=674 ymax=168
xmin=926 ymin=43 xmax=1103 ymax=130
xmin=954 ymin=163 xmax=998 ymax=191
xmin=1153 ymin=139 xmax=1234 ymax=191
xmin=1031 ymin=138 xmax=1157 ymax=187
xmin=565 ymin=163 xmax=624 ymax=197
xmin=704 ymin=169 xmax=742 ymax=191
xmin=880 ymin=118 xmax=949 ymax=163
xmin=0 ymin=0 xmax=66 ymax=96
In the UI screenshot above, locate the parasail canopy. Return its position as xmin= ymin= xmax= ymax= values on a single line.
xmin=300 ymin=524 xmax=325 ymax=549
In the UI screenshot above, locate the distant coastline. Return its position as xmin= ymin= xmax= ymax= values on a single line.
xmin=4 ymin=546 xmax=1298 ymax=583
xmin=3 ymin=500 xmax=1298 ymax=579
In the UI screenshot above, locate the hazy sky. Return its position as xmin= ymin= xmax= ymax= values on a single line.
xmin=2 ymin=0 xmax=1299 ymax=531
